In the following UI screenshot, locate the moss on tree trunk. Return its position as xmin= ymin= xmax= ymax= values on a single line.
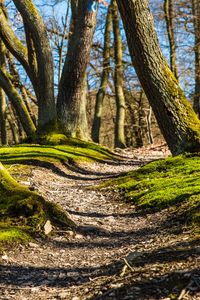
xmin=116 ymin=0 xmax=200 ymax=155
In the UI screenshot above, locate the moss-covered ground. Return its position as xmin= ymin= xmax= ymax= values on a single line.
xmin=0 ymin=161 xmax=76 ymax=247
xmin=0 ymin=135 xmax=115 ymax=246
xmin=102 ymin=154 xmax=200 ymax=227
xmin=0 ymin=135 xmax=115 ymax=165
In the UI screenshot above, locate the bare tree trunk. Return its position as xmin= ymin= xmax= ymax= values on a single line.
xmin=116 ymin=0 xmax=200 ymax=155
xmin=125 ymin=100 xmax=143 ymax=147
xmin=192 ymin=0 xmax=200 ymax=117
xmin=146 ymin=106 xmax=154 ymax=144
xmin=0 ymin=88 xmax=7 ymax=145
xmin=164 ymin=0 xmax=179 ymax=79
xmin=0 ymin=40 xmax=7 ymax=145
xmin=0 ymin=69 xmax=36 ymax=138
xmin=57 ymin=0 xmax=97 ymax=139
xmin=112 ymin=0 xmax=126 ymax=148
xmin=7 ymin=105 xmax=19 ymax=144
xmin=11 ymin=105 xmax=24 ymax=142
xmin=91 ymin=4 xmax=112 ymax=143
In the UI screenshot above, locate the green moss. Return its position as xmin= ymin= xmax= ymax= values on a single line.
xmin=0 ymin=136 xmax=115 ymax=165
xmin=0 ymin=162 xmax=75 ymax=244
xmin=0 ymin=226 xmax=30 ymax=242
xmin=38 ymin=133 xmax=68 ymax=145
xmin=103 ymin=154 xmax=200 ymax=226
xmin=0 ymin=138 xmax=117 ymax=244
xmin=163 ymin=66 xmax=200 ymax=153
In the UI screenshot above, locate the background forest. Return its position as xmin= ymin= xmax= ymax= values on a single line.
xmin=0 ymin=0 xmax=199 ymax=149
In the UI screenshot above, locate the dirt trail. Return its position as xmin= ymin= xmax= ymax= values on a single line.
xmin=0 ymin=146 xmax=200 ymax=300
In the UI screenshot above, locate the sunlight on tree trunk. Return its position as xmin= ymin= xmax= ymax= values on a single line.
xmin=116 ymin=0 xmax=200 ymax=155
xmin=112 ymin=0 xmax=126 ymax=148
xmin=57 ymin=0 xmax=97 ymax=139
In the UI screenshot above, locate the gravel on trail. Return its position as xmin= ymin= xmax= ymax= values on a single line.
xmin=0 ymin=144 xmax=200 ymax=300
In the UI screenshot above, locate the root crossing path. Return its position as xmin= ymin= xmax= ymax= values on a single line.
xmin=1 ymin=147 xmax=200 ymax=300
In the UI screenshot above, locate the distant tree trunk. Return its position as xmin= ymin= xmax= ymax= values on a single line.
xmin=0 ymin=69 xmax=36 ymax=138
xmin=164 ymin=0 xmax=179 ymax=79
xmin=137 ymin=91 xmax=145 ymax=147
xmin=125 ymin=99 xmax=143 ymax=147
xmin=7 ymin=106 xmax=19 ymax=144
xmin=91 ymin=4 xmax=112 ymax=143
xmin=57 ymin=0 xmax=97 ymax=139
xmin=0 ymin=41 xmax=7 ymax=145
xmin=192 ymin=0 xmax=200 ymax=118
xmin=6 ymin=52 xmax=37 ymax=126
xmin=0 ymin=88 xmax=7 ymax=145
xmin=112 ymin=0 xmax=126 ymax=148
xmin=12 ymin=105 xmax=24 ymax=142
xmin=116 ymin=0 xmax=200 ymax=155
xmin=146 ymin=106 xmax=154 ymax=144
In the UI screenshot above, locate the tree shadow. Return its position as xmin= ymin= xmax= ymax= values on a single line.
xmin=3 ymin=158 xmax=128 ymax=181
xmin=90 ymin=268 xmax=200 ymax=299
xmin=0 ymin=237 xmax=199 ymax=296
xmin=1 ymin=148 xmax=146 ymax=183
xmin=0 ymin=259 xmax=122 ymax=288
xmin=66 ymin=208 xmax=145 ymax=219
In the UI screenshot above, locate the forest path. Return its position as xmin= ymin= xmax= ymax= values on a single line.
xmin=1 ymin=145 xmax=200 ymax=300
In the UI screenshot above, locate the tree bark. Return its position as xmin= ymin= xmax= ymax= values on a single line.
xmin=164 ymin=0 xmax=179 ymax=79
xmin=0 ymin=3 xmax=30 ymax=76
xmin=116 ymin=0 xmax=200 ymax=155
xmin=57 ymin=0 xmax=97 ymax=139
xmin=91 ymin=4 xmax=112 ymax=143
xmin=12 ymin=0 xmax=56 ymax=130
xmin=112 ymin=0 xmax=126 ymax=148
xmin=192 ymin=0 xmax=200 ymax=118
xmin=0 ymin=40 xmax=7 ymax=145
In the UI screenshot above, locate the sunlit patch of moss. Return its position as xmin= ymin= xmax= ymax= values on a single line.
xmin=38 ymin=133 xmax=68 ymax=145
xmin=38 ymin=133 xmax=114 ymax=156
xmin=0 ymin=137 xmax=115 ymax=166
xmin=0 ymin=162 xmax=75 ymax=244
xmin=103 ymin=154 xmax=200 ymax=226
xmin=0 ymin=226 xmax=30 ymax=242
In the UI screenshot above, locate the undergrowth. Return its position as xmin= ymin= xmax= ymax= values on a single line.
xmin=102 ymin=154 xmax=200 ymax=227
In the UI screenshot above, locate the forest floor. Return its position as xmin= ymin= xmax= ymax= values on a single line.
xmin=0 ymin=144 xmax=200 ymax=300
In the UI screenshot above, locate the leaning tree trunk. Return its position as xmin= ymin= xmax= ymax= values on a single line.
xmin=116 ymin=0 xmax=200 ymax=155
xmin=112 ymin=0 xmax=126 ymax=148
xmin=2 ymin=0 xmax=56 ymax=131
xmin=164 ymin=0 xmax=178 ymax=79
xmin=92 ymin=4 xmax=112 ymax=143
xmin=192 ymin=0 xmax=200 ymax=118
xmin=57 ymin=0 xmax=97 ymax=139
